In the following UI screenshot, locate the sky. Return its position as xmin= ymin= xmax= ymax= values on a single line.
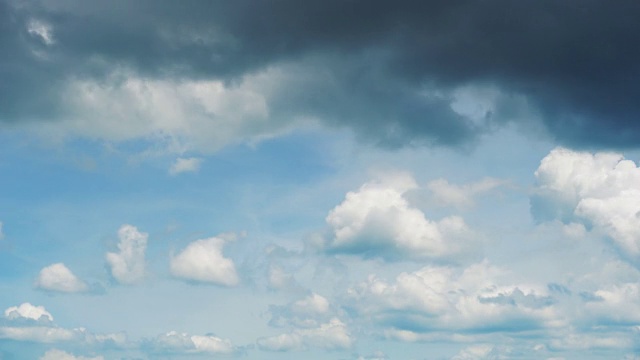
xmin=1 ymin=1 xmax=640 ymax=359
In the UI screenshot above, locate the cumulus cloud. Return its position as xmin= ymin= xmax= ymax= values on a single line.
xmin=148 ymin=331 xmax=234 ymax=354
xmin=346 ymin=261 xmax=557 ymax=335
xmin=257 ymin=318 xmax=352 ymax=352
xmin=35 ymin=263 xmax=88 ymax=293
xmin=324 ymin=173 xmax=475 ymax=261
xmin=4 ymin=303 xmax=53 ymax=322
xmin=532 ymin=147 xmax=640 ymax=257
xmin=170 ymin=236 xmax=239 ymax=286
xmin=40 ymin=349 xmax=104 ymax=360
xmin=169 ymin=157 xmax=202 ymax=175
xmin=105 ymin=225 xmax=148 ymax=284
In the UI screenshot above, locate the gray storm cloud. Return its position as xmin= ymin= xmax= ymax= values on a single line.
xmin=2 ymin=0 xmax=639 ymax=149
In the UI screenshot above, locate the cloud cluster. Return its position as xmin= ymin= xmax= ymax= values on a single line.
xmin=170 ymin=236 xmax=239 ymax=286
xmin=105 ymin=225 xmax=148 ymax=284
xmin=324 ymin=173 xmax=474 ymax=260
xmin=258 ymin=293 xmax=353 ymax=352
xmin=346 ymin=261 xmax=556 ymax=335
xmin=1 ymin=303 xmax=126 ymax=346
xmin=532 ymin=147 xmax=640 ymax=257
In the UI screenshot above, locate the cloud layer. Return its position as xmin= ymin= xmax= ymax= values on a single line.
xmin=2 ymin=0 xmax=640 ymax=151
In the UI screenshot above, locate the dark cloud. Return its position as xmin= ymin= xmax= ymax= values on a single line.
xmin=2 ymin=0 xmax=639 ymax=148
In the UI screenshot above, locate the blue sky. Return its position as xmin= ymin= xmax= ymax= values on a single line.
xmin=2 ymin=1 xmax=640 ymax=359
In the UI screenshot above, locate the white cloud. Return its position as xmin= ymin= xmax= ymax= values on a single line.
xmin=169 ymin=157 xmax=202 ymax=175
xmin=533 ymin=147 xmax=640 ymax=256
xmin=291 ymin=293 xmax=330 ymax=316
xmin=347 ymin=261 xmax=557 ymax=334
xmin=325 ymin=173 xmax=474 ymax=260
xmin=258 ymin=318 xmax=352 ymax=351
xmin=170 ymin=236 xmax=239 ymax=286
xmin=105 ymin=225 xmax=148 ymax=284
xmin=5 ymin=303 xmax=53 ymax=322
xmin=451 ymin=344 xmax=510 ymax=360
xmin=426 ymin=177 xmax=506 ymax=208
xmin=27 ymin=19 xmax=55 ymax=45
xmin=40 ymin=349 xmax=104 ymax=360
xmin=151 ymin=331 xmax=234 ymax=354
xmin=35 ymin=263 xmax=88 ymax=293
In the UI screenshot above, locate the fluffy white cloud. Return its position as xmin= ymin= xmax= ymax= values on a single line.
xmin=150 ymin=331 xmax=234 ymax=354
xmin=5 ymin=303 xmax=53 ymax=322
xmin=533 ymin=147 xmax=640 ymax=256
xmin=105 ymin=225 xmax=148 ymax=284
xmin=258 ymin=318 xmax=352 ymax=351
xmin=347 ymin=261 xmax=557 ymax=334
xmin=325 ymin=173 xmax=474 ymax=260
xmin=40 ymin=349 xmax=104 ymax=360
xmin=169 ymin=157 xmax=202 ymax=175
xmin=35 ymin=263 xmax=88 ymax=293
xmin=170 ymin=236 xmax=239 ymax=286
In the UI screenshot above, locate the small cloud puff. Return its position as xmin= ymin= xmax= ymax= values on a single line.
xmin=105 ymin=225 xmax=148 ymax=284
xmin=169 ymin=157 xmax=202 ymax=175
xmin=324 ymin=173 xmax=475 ymax=261
xmin=40 ymin=349 xmax=104 ymax=360
xmin=35 ymin=263 xmax=88 ymax=293
xmin=170 ymin=236 xmax=239 ymax=286
xmin=149 ymin=331 xmax=234 ymax=354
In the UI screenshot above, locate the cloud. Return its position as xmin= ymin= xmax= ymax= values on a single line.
xmin=0 ymin=326 xmax=76 ymax=343
xmin=268 ymin=293 xmax=333 ymax=329
xmin=532 ymin=147 xmax=640 ymax=257
xmin=34 ymin=263 xmax=89 ymax=293
xmin=346 ymin=261 xmax=556 ymax=334
xmin=3 ymin=1 xmax=640 ymax=151
xmin=170 ymin=236 xmax=239 ymax=286
xmin=148 ymin=331 xmax=235 ymax=355
xmin=2 ymin=304 xmax=129 ymax=347
xmin=0 ymin=221 xmax=4 ymax=239
xmin=105 ymin=224 xmax=148 ymax=284
xmin=40 ymin=349 xmax=104 ymax=360
xmin=169 ymin=157 xmax=202 ymax=175
xmin=451 ymin=344 xmax=511 ymax=360
xmin=4 ymin=303 xmax=53 ymax=322
xmin=257 ymin=318 xmax=352 ymax=352
xmin=324 ymin=173 xmax=475 ymax=261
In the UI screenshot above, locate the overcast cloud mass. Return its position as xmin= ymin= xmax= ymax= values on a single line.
xmin=1 ymin=1 xmax=640 ymax=359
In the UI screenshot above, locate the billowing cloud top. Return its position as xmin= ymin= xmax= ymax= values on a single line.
xmin=2 ymin=0 xmax=640 ymax=150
